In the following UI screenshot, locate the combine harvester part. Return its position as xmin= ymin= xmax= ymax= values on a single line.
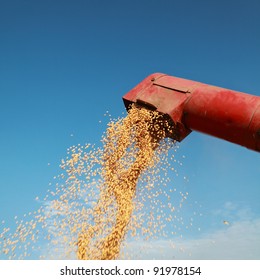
xmin=123 ymin=73 xmax=260 ymax=152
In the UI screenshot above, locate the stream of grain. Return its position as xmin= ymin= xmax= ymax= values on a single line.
xmin=0 ymin=104 xmax=191 ymax=260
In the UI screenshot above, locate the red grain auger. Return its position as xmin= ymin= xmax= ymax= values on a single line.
xmin=123 ymin=73 xmax=260 ymax=152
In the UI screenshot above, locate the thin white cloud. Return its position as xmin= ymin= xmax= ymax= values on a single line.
xmin=35 ymin=199 xmax=260 ymax=260
xmin=122 ymin=218 xmax=260 ymax=260
xmin=211 ymin=201 xmax=256 ymax=225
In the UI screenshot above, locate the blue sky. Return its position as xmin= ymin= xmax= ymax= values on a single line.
xmin=0 ymin=0 xmax=260 ymax=259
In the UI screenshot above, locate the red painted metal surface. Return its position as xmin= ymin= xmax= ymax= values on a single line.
xmin=123 ymin=73 xmax=260 ymax=152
